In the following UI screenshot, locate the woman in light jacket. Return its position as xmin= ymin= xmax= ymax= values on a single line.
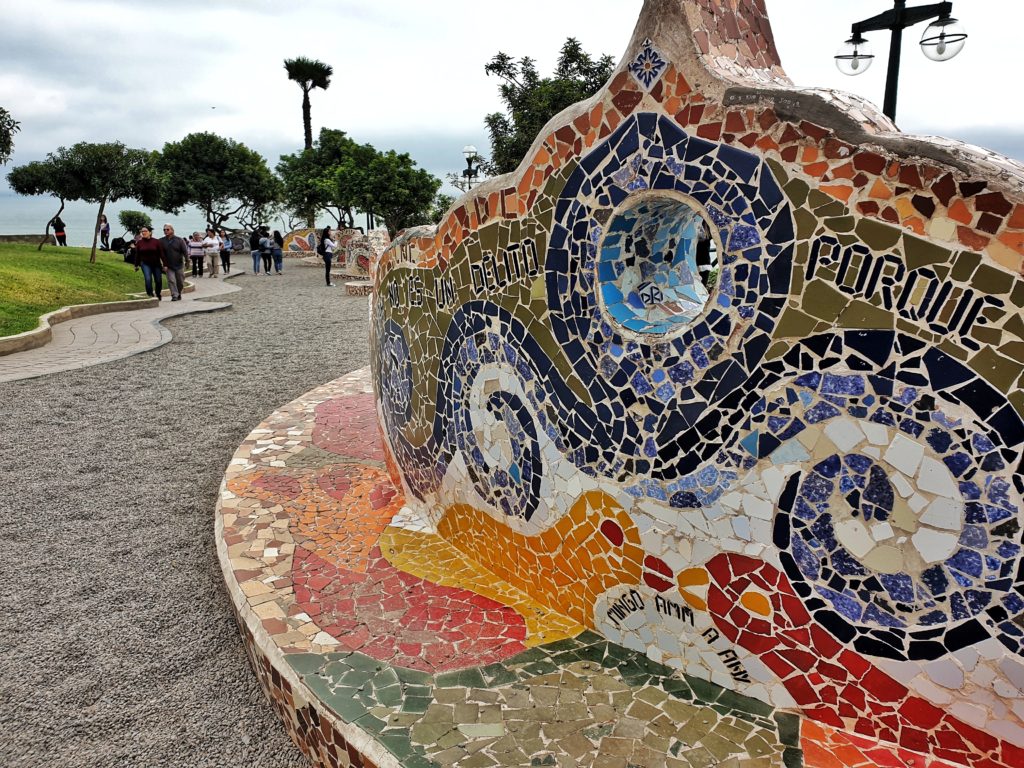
xmin=202 ymin=227 xmax=222 ymax=277
xmin=320 ymin=226 xmax=336 ymax=286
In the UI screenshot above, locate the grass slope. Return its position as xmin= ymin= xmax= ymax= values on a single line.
xmin=0 ymin=244 xmax=142 ymax=337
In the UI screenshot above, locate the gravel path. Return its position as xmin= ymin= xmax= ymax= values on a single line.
xmin=1 ymin=266 xmax=370 ymax=767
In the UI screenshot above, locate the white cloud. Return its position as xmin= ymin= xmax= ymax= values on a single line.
xmin=1 ymin=0 xmax=1020 ymax=177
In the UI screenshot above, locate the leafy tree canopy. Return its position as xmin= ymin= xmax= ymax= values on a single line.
xmin=278 ymin=128 xmax=366 ymax=228
xmin=118 ymin=210 xmax=152 ymax=236
xmin=358 ymin=149 xmax=442 ymax=237
xmin=484 ymin=38 xmax=615 ymax=175
xmin=279 ymin=128 xmax=442 ymax=237
xmin=157 ymin=132 xmax=281 ymax=229
xmin=7 ymin=141 xmax=157 ymax=259
xmin=0 ymin=107 xmax=20 ymax=165
xmin=430 ymin=193 xmax=455 ymax=224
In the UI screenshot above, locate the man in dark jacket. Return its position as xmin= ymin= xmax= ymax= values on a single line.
xmin=159 ymin=224 xmax=189 ymax=301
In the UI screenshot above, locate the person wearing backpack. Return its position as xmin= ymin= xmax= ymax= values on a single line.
xmin=317 ymin=225 xmax=336 ymax=286
xmin=257 ymin=227 xmax=273 ymax=275
xmin=219 ymin=228 xmax=233 ymax=274
xmin=248 ymin=229 xmax=262 ymax=274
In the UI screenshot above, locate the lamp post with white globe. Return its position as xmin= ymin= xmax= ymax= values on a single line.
xmin=835 ymin=1 xmax=967 ymax=123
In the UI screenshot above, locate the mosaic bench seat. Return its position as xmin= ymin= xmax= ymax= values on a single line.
xmin=218 ymin=369 xmax=812 ymax=767
xmin=219 ymin=0 xmax=1024 ymax=766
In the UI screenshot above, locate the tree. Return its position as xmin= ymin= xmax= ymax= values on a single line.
xmin=0 ymin=107 xmax=20 ymax=165
xmin=277 ymin=128 xmax=364 ymax=228
xmin=283 ymin=57 xmax=333 ymax=152
xmin=430 ymin=193 xmax=455 ymax=224
xmin=358 ymin=149 xmax=442 ymax=237
xmin=7 ymin=142 xmax=157 ymax=260
xmin=278 ymin=128 xmax=375 ymax=229
xmin=157 ymin=132 xmax=280 ymax=230
xmin=7 ymin=158 xmax=78 ymax=250
xmin=118 ymin=210 xmax=152 ymax=237
xmin=71 ymin=143 xmax=160 ymax=262
xmin=484 ymin=38 xmax=615 ymax=175
xmin=278 ymin=127 xmax=441 ymax=237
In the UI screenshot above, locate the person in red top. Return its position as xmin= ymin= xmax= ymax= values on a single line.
xmin=133 ymin=225 xmax=166 ymax=300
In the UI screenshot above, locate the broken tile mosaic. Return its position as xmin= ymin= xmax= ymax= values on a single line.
xmin=217 ymin=1 xmax=1024 ymax=766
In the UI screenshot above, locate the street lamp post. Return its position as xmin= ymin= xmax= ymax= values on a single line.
xmin=835 ymin=1 xmax=967 ymax=122
xmin=461 ymin=145 xmax=482 ymax=190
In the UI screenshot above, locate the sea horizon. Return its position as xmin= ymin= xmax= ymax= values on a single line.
xmin=0 ymin=192 xmax=297 ymax=248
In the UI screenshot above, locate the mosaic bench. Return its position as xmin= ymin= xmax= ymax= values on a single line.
xmin=219 ymin=0 xmax=1024 ymax=766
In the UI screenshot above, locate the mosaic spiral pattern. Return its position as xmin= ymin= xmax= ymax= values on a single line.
xmin=752 ymin=332 xmax=1024 ymax=661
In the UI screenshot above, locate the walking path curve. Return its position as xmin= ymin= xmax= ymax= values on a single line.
xmin=0 ymin=274 xmax=241 ymax=383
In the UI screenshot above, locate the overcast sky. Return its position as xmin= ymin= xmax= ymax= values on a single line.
xmin=1 ymin=0 xmax=1022 ymax=195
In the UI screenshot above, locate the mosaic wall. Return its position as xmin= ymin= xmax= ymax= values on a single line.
xmin=367 ymin=0 xmax=1024 ymax=765
xmin=284 ymin=227 xmax=391 ymax=276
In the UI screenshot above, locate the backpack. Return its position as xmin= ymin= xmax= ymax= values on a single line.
xmin=316 ymin=236 xmax=327 ymax=256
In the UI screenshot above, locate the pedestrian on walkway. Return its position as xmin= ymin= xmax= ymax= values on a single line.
xmin=133 ymin=225 xmax=166 ymax=300
xmin=249 ymin=229 xmax=262 ymax=274
xmin=219 ymin=229 xmax=233 ymax=274
xmin=159 ymin=224 xmax=188 ymax=301
xmin=203 ymin=227 xmax=221 ymax=277
xmin=317 ymin=225 xmax=336 ymax=287
xmin=188 ymin=232 xmax=206 ymax=277
xmin=258 ymin=228 xmax=273 ymax=275
xmin=271 ymin=230 xmax=284 ymax=275
xmin=51 ymin=215 xmax=67 ymax=246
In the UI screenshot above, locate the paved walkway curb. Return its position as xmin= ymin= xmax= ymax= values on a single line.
xmin=0 ymin=279 xmax=202 ymax=356
xmin=0 ymin=273 xmax=242 ymax=383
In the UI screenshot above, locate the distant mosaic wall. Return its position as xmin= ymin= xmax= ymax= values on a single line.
xmin=283 ymin=228 xmax=319 ymax=255
xmin=370 ymin=1 xmax=1024 ymax=766
xmin=284 ymin=227 xmax=391 ymax=275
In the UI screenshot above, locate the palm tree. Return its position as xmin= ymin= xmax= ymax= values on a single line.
xmin=283 ymin=57 xmax=334 ymax=151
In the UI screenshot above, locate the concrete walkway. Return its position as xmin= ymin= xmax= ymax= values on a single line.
xmin=0 ymin=273 xmax=241 ymax=383
xmin=1 ymin=266 xmax=370 ymax=767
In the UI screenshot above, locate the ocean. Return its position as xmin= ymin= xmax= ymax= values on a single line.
xmin=0 ymin=192 xmax=289 ymax=247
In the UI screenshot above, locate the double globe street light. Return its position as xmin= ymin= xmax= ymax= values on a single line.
xmin=835 ymin=1 xmax=967 ymax=122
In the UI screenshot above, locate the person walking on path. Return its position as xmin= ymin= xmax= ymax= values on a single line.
xmin=188 ymin=232 xmax=206 ymax=278
xmin=98 ymin=215 xmax=111 ymax=250
xmin=317 ymin=225 xmax=336 ymax=287
xmin=258 ymin=228 xmax=273 ymax=275
xmin=248 ymin=230 xmax=262 ymax=274
xmin=219 ymin=229 xmax=233 ymax=274
xmin=271 ymin=230 xmax=284 ymax=275
xmin=159 ymin=224 xmax=188 ymax=301
xmin=133 ymin=225 xmax=166 ymax=300
xmin=203 ymin=227 xmax=222 ymax=277
xmin=51 ymin=215 xmax=67 ymax=246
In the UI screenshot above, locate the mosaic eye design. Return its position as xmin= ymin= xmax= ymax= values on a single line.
xmin=545 ymin=113 xmax=795 ymax=489
xmin=598 ymin=195 xmax=717 ymax=336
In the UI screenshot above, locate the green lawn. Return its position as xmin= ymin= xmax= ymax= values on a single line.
xmin=0 ymin=243 xmax=141 ymax=337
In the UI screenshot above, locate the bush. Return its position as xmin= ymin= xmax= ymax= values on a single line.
xmin=118 ymin=210 xmax=152 ymax=235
